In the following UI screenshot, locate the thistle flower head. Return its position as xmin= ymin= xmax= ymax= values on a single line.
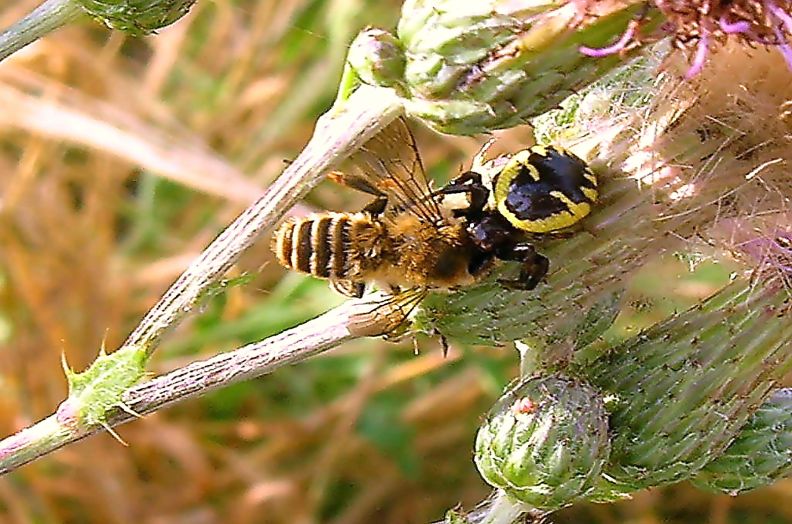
xmin=340 ymin=0 xmax=659 ymax=134
xmin=474 ymin=374 xmax=610 ymax=510
xmin=660 ymin=0 xmax=792 ymax=75
xmin=693 ymin=388 xmax=792 ymax=495
xmin=579 ymin=0 xmax=792 ymax=77
xmin=346 ymin=28 xmax=406 ymax=91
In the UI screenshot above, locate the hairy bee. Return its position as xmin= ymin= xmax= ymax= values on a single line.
xmin=272 ymin=119 xmax=480 ymax=299
xmin=271 ymin=118 xmax=597 ymax=303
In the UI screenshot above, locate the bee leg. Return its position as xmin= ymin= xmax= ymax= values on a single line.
xmin=362 ymin=196 xmax=388 ymax=216
xmin=496 ymin=243 xmax=550 ymax=291
xmin=331 ymin=280 xmax=366 ymax=298
xmin=353 ymin=282 xmax=366 ymax=298
xmin=327 ymin=171 xmax=384 ymax=197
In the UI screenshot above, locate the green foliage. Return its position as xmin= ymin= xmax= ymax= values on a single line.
xmin=356 ymin=391 xmax=418 ymax=477
xmin=119 ymin=175 xmax=207 ymax=256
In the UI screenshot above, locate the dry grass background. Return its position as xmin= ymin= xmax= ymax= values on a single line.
xmin=0 ymin=0 xmax=789 ymax=522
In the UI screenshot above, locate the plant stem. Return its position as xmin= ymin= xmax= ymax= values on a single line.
xmin=123 ymin=85 xmax=402 ymax=356
xmin=477 ymin=491 xmax=530 ymax=524
xmin=0 ymin=297 xmax=393 ymax=475
xmin=0 ymin=0 xmax=84 ymax=62
xmin=437 ymin=490 xmax=538 ymax=524
xmin=0 ymin=85 xmax=404 ymax=475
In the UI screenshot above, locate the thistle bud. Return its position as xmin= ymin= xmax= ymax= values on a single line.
xmin=347 ymin=28 xmax=406 ymax=90
xmin=474 ymin=374 xmax=610 ymax=510
xmin=77 ymin=0 xmax=196 ymax=35
xmin=336 ymin=1 xmax=658 ymax=134
xmin=396 ymin=0 xmax=655 ymax=134
xmin=692 ymin=389 xmax=792 ymax=495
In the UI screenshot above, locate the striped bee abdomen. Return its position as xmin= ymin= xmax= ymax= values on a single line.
xmin=271 ymin=213 xmax=379 ymax=281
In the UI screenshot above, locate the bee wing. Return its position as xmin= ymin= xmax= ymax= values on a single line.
xmin=350 ymin=287 xmax=429 ymax=337
xmin=344 ymin=118 xmax=446 ymax=225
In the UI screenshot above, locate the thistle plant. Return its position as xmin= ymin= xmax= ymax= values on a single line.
xmin=0 ymin=1 xmax=790 ymax=523
xmin=443 ymin=42 xmax=792 ymax=522
xmin=692 ymin=388 xmax=792 ymax=495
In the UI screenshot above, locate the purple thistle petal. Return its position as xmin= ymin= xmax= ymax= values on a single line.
xmin=580 ymin=22 xmax=637 ymax=57
xmin=685 ymin=30 xmax=710 ymax=79
xmin=719 ymin=15 xmax=751 ymax=34
xmin=766 ymin=0 xmax=792 ymax=34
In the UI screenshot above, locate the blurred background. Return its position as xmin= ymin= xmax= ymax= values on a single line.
xmin=0 ymin=0 xmax=789 ymax=522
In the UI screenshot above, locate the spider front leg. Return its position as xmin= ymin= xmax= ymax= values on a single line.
xmin=495 ymin=243 xmax=549 ymax=291
xmin=438 ymin=170 xmax=488 ymax=218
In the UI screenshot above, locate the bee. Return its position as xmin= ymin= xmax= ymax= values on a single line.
xmin=271 ymin=118 xmax=597 ymax=307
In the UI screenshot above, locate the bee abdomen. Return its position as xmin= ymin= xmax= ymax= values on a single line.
xmin=271 ymin=214 xmax=365 ymax=280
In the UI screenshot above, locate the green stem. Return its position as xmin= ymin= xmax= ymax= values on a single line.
xmin=478 ymin=491 xmax=529 ymax=524
xmin=440 ymin=490 xmax=539 ymax=524
xmin=0 ymin=0 xmax=85 ymax=62
xmin=0 ymin=298 xmax=372 ymax=475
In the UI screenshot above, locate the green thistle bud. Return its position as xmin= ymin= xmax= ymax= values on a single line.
xmin=580 ymin=281 xmax=792 ymax=493
xmin=77 ymin=0 xmax=196 ymax=35
xmin=347 ymin=28 xmax=406 ymax=90
xmin=474 ymin=374 xmax=610 ymax=510
xmin=692 ymin=389 xmax=792 ymax=495
xmin=396 ymin=0 xmax=657 ymax=134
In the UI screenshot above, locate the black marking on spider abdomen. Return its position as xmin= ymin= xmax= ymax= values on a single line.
xmin=504 ymin=148 xmax=595 ymax=222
